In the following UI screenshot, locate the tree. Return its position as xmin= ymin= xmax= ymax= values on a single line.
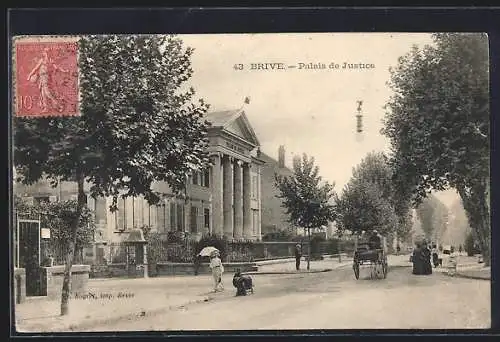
xmin=415 ymin=194 xmax=448 ymax=242
xmin=335 ymin=152 xmax=409 ymax=247
xmin=15 ymin=196 xmax=96 ymax=264
xmin=275 ymin=154 xmax=336 ymax=270
xmin=382 ymin=33 xmax=490 ymax=265
xmin=13 ymin=35 xmax=211 ymax=315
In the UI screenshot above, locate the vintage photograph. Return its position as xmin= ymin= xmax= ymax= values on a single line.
xmin=11 ymin=33 xmax=490 ymax=332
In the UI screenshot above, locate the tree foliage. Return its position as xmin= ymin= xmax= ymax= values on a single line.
xmin=382 ymin=33 xmax=490 ymax=264
xmin=335 ymin=152 xmax=410 ymax=240
xmin=13 ymin=35 xmax=211 ymax=314
xmin=275 ymin=154 xmax=336 ymax=230
xmin=415 ymin=194 xmax=448 ymax=241
xmin=15 ymin=196 xmax=96 ymax=251
xmin=275 ymin=154 xmax=336 ymax=270
xmin=15 ymin=35 xmax=211 ymax=208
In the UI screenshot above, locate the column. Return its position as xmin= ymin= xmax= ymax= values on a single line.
xmin=211 ymin=153 xmax=223 ymax=236
xmin=242 ymin=163 xmax=252 ymax=239
xmin=257 ymin=166 xmax=262 ymax=240
xmin=223 ymin=155 xmax=234 ymax=239
xmin=233 ymin=160 xmax=244 ymax=240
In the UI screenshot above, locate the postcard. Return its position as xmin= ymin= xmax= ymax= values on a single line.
xmin=12 ymin=32 xmax=490 ymax=332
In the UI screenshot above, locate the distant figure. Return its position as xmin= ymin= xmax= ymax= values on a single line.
xmin=294 ymin=244 xmax=302 ymax=271
xmin=420 ymin=241 xmax=433 ymax=275
xmin=194 ymin=254 xmax=201 ymax=276
xmin=232 ymin=269 xmax=254 ymax=296
xmin=412 ymin=243 xmax=423 ymax=275
xmin=209 ymin=251 xmax=224 ymax=292
xmin=431 ymin=244 xmax=440 ymax=268
xmin=396 ymin=245 xmax=401 ymax=255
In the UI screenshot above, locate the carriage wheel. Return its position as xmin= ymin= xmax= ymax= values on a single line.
xmin=353 ymin=261 xmax=360 ymax=280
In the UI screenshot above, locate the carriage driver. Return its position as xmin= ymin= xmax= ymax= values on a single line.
xmin=368 ymin=230 xmax=382 ymax=250
xmin=368 ymin=230 xmax=383 ymax=260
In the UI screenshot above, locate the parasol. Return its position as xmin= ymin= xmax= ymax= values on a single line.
xmin=198 ymin=246 xmax=219 ymax=257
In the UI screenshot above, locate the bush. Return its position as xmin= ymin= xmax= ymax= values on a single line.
xmin=194 ymin=234 xmax=229 ymax=261
xmin=310 ymin=234 xmax=326 ymax=259
xmin=327 ymin=238 xmax=340 ymax=255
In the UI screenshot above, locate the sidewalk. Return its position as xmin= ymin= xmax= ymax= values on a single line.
xmin=253 ymin=256 xmax=353 ymax=274
xmin=15 ymin=273 xmax=235 ymax=333
xmin=399 ymin=253 xmax=491 ymax=280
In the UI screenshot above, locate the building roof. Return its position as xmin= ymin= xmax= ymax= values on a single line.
xmin=205 ymin=109 xmax=240 ymax=127
xmin=205 ymin=108 xmax=260 ymax=147
xmin=259 ymin=152 xmax=294 ymax=177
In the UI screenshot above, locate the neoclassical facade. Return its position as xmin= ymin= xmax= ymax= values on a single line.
xmin=14 ymin=108 xmax=265 ymax=245
xmin=206 ymin=109 xmax=264 ymax=240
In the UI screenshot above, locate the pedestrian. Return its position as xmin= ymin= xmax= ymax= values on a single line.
xmin=412 ymin=242 xmax=422 ymax=275
xmin=294 ymin=243 xmax=302 ymax=271
xmin=421 ymin=241 xmax=433 ymax=275
xmin=431 ymin=244 xmax=439 ymax=268
xmin=194 ymin=254 xmax=201 ymax=276
xmin=209 ymin=250 xmax=224 ymax=292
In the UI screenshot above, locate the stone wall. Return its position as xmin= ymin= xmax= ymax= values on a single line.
xmin=39 ymin=265 xmax=90 ymax=299
xmin=89 ymin=262 xmax=258 ymax=278
xmin=90 ymin=263 xmax=146 ymax=279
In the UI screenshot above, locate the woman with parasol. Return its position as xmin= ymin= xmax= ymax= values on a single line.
xmin=209 ymin=250 xmax=224 ymax=292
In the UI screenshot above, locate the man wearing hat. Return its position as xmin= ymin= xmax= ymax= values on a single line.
xmin=294 ymin=243 xmax=302 ymax=271
xmin=368 ymin=229 xmax=383 ymax=262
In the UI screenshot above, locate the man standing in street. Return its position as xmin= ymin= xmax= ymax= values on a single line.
xmin=294 ymin=243 xmax=302 ymax=271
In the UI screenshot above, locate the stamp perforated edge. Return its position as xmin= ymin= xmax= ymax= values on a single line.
xmin=12 ymin=35 xmax=82 ymax=118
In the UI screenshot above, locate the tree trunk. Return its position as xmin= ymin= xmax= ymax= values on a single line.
xmin=60 ymin=171 xmax=86 ymax=316
xmin=307 ymin=228 xmax=311 ymax=270
xmin=457 ymin=180 xmax=490 ymax=267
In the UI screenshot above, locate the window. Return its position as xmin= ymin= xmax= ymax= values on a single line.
xmin=204 ymin=208 xmax=210 ymax=229
xmin=157 ymin=202 xmax=166 ymax=232
xmin=192 ymin=172 xmax=199 ymax=185
xmin=204 ymin=169 xmax=210 ymax=188
xmin=170 ymin=202 xmax=176 ymax=232
xmin=95 ymin=197 xmax=107 ymax=224
xmin=190 ymin=206 xmax=198 ymax=233
xmin=116 ymin=198 xmax=126 ymax=231
xmin=177 ymin=203 xmax=184 ymax=231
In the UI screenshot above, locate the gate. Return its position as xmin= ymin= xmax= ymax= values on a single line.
xmin=16 ymin=215 xmax=42 ymax=296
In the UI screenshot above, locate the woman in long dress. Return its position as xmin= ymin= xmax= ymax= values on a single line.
xmin=412 ymin=243 xmax=422 ymax=275
xmin=27 ymin=49 xmax=69 ymax=112
xmin=209 ymin=251 xmax=224 ymax=292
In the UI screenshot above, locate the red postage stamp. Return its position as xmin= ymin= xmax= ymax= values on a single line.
xmin=13 ymin=37 xmax=80 ymax=118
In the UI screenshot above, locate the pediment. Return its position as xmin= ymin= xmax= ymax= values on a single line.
xmin=222 ymin=111 xmax=260 ymax=147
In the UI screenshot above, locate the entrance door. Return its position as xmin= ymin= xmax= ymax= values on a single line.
xmin=18 ymin=220 xmax=42 ymax=296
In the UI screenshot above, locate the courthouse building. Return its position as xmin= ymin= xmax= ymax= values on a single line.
xmin=258 ymin=145 xmax=295 ymax=236
xmin=14 ymin=108 xmax=266 ymax=247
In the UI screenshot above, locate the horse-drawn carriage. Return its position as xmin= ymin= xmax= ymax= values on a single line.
xmin=352 ymin=235 xmax=388 ymax=280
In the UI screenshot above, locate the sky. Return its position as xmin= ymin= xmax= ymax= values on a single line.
xmin=181 ymin=33 xmax=437 ymax=194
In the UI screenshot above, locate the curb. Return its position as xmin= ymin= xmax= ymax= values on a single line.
xmin=242 ymin=268 xmax=334 ymax=275
xmin=21 ymin=295 xmax=214 ymax=333
xmin=68 ymin=295 xmax=212 ymax=332
xmin=445 ymin=273 xmax=490 ymax=281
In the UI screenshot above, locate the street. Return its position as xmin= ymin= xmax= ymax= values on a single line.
xmin=84 ymin=264 xmax=490 ymax=331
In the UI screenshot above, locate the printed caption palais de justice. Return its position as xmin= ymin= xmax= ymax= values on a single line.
xmin=233 ymin=62 xmax=376 ymax=71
